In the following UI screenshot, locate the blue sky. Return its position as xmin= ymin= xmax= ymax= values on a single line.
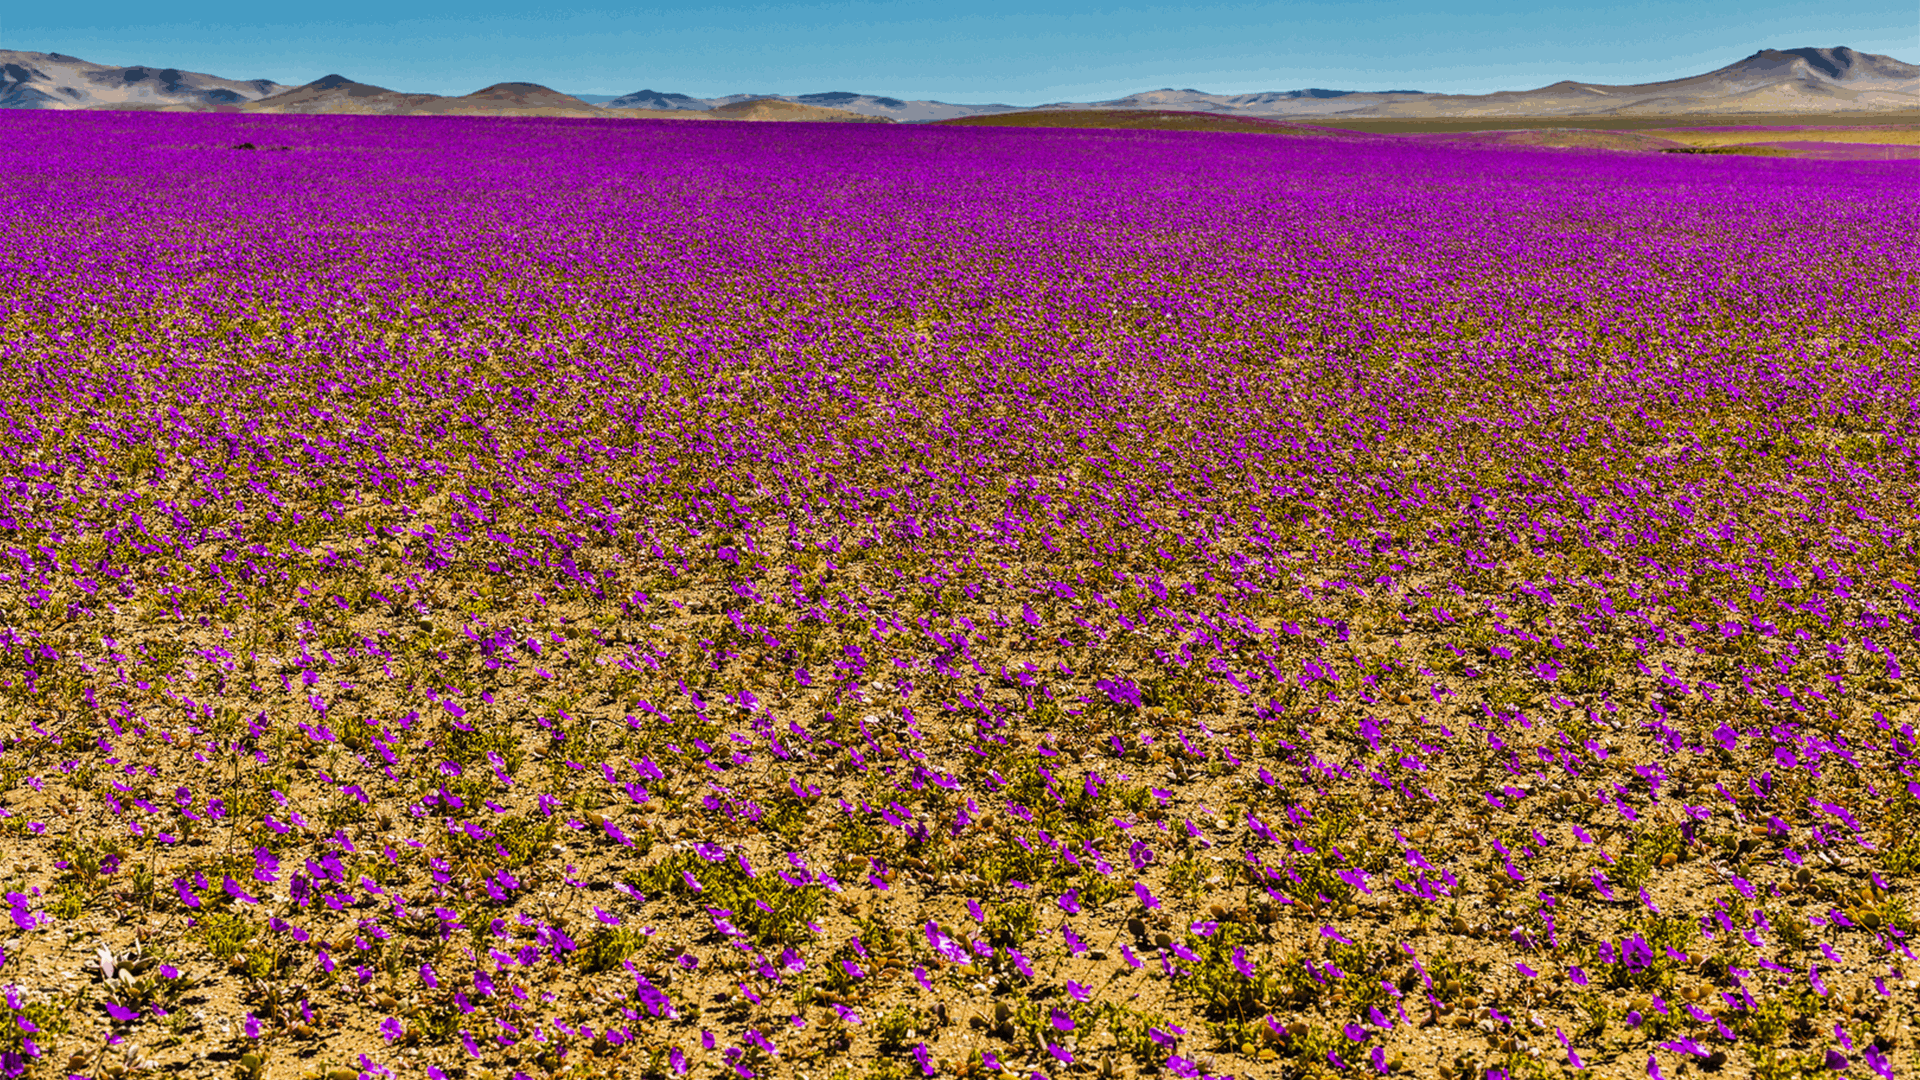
xmin=6 ymin=1 xmax=1916 ymax=103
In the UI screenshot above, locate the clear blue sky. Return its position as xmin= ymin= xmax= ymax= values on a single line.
xmin=7 ymin=0 xmax=1916 ymax=103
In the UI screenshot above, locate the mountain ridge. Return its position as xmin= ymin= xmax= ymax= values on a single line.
xmin=3 ymin=45 xmax=1915 ymax=120
xmin=1 ymin=50 xmax=288 ymax=109
xmin=243 ymin=76 xmax=609 ymax=117
xmin=1331 ymin=47 xmax=1920 ymax=118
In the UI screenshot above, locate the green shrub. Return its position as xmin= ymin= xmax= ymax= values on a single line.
xmin=198 ymin=909 xmax=257 ymax=961
xmin=873 ymin=1003 xmax=916 ymax=1052
xmin=982 ymin=899 xmax=1035 ymax=946
xmin=634 ymin=849 xmax=824 ymax=945
xmin=580 ymin=924 xmax=646 ymax=973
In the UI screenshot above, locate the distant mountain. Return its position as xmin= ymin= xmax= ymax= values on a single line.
xmin=1038 ymin=86 xmax=1432 ymax=117
xmin=600 ymin=88 xmax=1022 ymax=121
xmin=0 ymin=50 xmax=287 ymax=109
xmin=707 ymin=98 xmax=892 ymax=123
xmin=1020 ymin=47 xmax=1917 ymax=118
xmin=1336 ymin=46 xmax=1920 ymax=118
xmin=241 ymin=76 xmax=608 ymax=117
xmin=591 ymin=85 xmax=1434 ymax=121
xmin=427 ymin=82 xmax=606 ymax=115
xmin=603 ymin=88 xmax=723 ymax=111
xmin=243 ymin=74 xmax=439 ymax=114
xmin=6 ymin=45 xmax=1914 ymax=121
xmin=786 ymin=91 xmax=1013 ymax=121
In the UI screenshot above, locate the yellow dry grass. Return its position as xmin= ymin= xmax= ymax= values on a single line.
xmin=1652 ymin=125 xmax=1920 ymax=147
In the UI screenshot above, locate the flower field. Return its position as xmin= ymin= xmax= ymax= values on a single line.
xmin=0 ymin=112 xmax=1918 ymax=1080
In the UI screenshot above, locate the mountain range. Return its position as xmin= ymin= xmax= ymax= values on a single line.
xmin=237 ymin=75 xmax=614 ymax=117
xmin=0 ymin=51 xmax=286 ymax=109
xmin=2 ymin=46 xmax=1915 ymax=120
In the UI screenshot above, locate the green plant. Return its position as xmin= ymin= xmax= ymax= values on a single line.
xmin=632 ymin=849 xmax=824 ymax=945
xmin=853 ymin=912 xmax=900 ymax=955
xmin=1424 ymin=946 xmax=1483 ymax=1002
xmin=580 ymin=924 xmax=646 ymax=973
xmin=198 ymin=910 xmax=257 ymax=961
xmin=1881 ymin=827 xmax=1920 ymax=875
xmin=860 ymin=1061 xmax=911 ymax=1080
xmin=1166 ymin=855 xmax=1210 ymax=897
xmin=983 ymin=900 xmax=1035 ymax=947
xmin=873 ymin=1003 xmax=916 ymax=1052
xmin=1748 ymin=1046 xmax=1813 ymax=1080
xmin=439 ymin=718 xmax=525 ymax=776
xmin=1748 ymin=985 xmax=1820 ymax=1046
xmin=1285 ymin=1022 xmax=1351 ymax=1079
xmin=1616 ymin=821 xmax=1686 ymax=890
xmin=976 ymin=836 xmax=1058 ymax=889
xmin=1093 ymin=1002 xmax=1174 ymax=1065
xmin=95 ymin=945 xmax=189 ymax=1013
xmin=46 ymin=885 xmax=85 ymax=920
xmin=11 ymin=997 xmax=72 ymax=1041
xmin=1861 ymin=893 xmax=1916 ymax=935
xmin=1572 ymin=992 xmax=1613 ymax=1042
xmin=492 ymin=813 xmax=561 ymax=866
xmin=763 ymin=788 xmax=814 ymax=841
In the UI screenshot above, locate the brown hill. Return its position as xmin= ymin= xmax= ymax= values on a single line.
xmin=247 ymin=76 xmax=603 ymax=117
xmin=708 ymin=97 xmax=892 ymax=123
xmin=245 ymin=74 xmax=440 ymax=114
xmin=410 ymin=82 xmax=607 ymax=117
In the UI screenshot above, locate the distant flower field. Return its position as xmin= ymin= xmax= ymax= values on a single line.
xmin=0 ymin=112 xmax=1917 ymax=1080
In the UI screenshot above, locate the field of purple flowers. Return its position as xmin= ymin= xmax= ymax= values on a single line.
xmin=0 ymin=111 xmax=1917 ymax=1080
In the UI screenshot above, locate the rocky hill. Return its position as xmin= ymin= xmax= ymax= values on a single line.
xmin=0 ymin=50 xmax=286 ymax=109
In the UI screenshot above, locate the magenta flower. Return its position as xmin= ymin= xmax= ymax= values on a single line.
xmin=1230 ymin=947 xmax=1255 ymax=979
xmin=924 ymin=921 xmax=967 ymax=963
